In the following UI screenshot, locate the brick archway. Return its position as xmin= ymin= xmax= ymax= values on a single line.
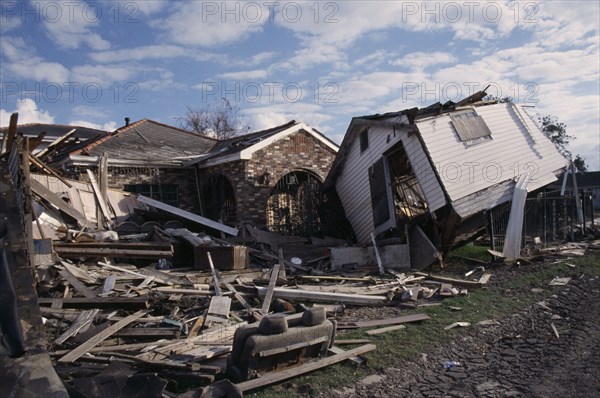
xmin=266 ymin=170 xmax=323 ymax=236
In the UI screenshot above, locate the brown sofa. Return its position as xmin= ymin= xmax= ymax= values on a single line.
xmin=226 ymin=307 xmax=336 ymax=381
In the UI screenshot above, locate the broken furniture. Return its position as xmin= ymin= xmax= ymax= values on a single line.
xmin=226 ymin=307 xmax=336 ymax=381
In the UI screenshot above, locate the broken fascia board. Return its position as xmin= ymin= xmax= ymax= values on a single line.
xmin=194 ymin=122 xmax=339 ymax=169
xmin=136 ymin=194 xmax=238 ymax=236
xmin=67 ymin=155 xmax=186 ymax=168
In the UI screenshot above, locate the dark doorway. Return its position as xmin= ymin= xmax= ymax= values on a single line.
xmin=201 ymin=174 xmax=236 ymax=226
xmin=267 ymin=171 xmax=323 ymax=236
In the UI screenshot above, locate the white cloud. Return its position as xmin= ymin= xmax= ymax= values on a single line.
xmin=391 ymin=51 xmax=457 ymax=70
xmin=216 ymin=70 xmax=268 ymax=80
xmin=68 ymin=119 xmax=118 ymax=132
xmin=0 ymin=16 xmax=21 ymax=33
xmin=0 ymin=99 xmax=55 ymax=127
xmin=128 ymin=0 xmax=168 ymax=15
xmin=33 ymin=0 xmax=111 ymax=50
xmin=1 ymin=36 xmax=70 ymax=82
xmin=154 ymin=2 xmax=269 ymax=46
xmin=89 ymin=45 xmax=188 ymax=63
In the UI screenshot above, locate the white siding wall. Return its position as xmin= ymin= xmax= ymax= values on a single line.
xmin=335 ymin=124 xmax=445 ymax=243
xmin=416 ymin=102 xmax=567 ymax=204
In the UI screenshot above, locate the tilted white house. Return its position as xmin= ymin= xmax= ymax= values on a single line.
xmin=325 ymin=92 xmax=567 ymax=267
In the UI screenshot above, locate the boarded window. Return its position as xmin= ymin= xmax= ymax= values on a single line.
xmin=359 ymin=129 xmax=369 ymax=152
xmin=450 ymin=110 xmax=492 ymax=147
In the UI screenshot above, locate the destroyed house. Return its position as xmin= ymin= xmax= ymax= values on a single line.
xmin=53 ymin=119 xmax=217 ymax=214
xmin=325 ymin=94 xmax=567 ymax=267
xmin=185 ymin=120 xmax=339 ymax=235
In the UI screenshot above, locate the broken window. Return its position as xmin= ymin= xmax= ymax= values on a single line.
xmin=124 ymin=184 xmax=179 ymax=207
xmin=369 ymin=141 xmax=429 ymax=235
xmin=386 ymin=143 xmax=428 ymax=223
xmin=200 ymin=173 xmax=236 ymax=226
xmin=359 ymin=129 xmax=369 ymax=153
xmin=450 ymin=109 xmax=492 ymax=147
xmin=267 ymin=171 xmax=323 ymax=236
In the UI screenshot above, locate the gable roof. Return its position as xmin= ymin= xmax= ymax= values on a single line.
xmin=326 ymin=98 xmax=567 ymax=213
xmin=71 ymin=119 xmax=217 ymax=164
xmin=185 ymin=120 xmax=339 ymax=167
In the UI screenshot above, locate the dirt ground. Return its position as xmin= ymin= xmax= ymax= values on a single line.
xmin=327 ymin=267 xmax=600 ymax=398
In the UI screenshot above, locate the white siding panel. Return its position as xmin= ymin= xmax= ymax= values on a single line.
xmin=336 ymin=124 xmax=445 ymax=243
xmin=416 ymin=103 xmax=567 ymax=203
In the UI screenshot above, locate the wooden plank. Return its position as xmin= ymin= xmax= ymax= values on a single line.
xmin=101 ymin=274 xmax=116 ymax=294
xmin=86 ymin=169 xmax=112 ymax=225
xmin=207 ymin=252 xmax=222 ymax=296
xmin=371 ymin=233 xmax=384 ymax=274
xmin=261 ymin=263 xmax=281 ymax=313
xmin=334 ymin=339 xmax=372 ymax=345
xmin=39 ymin=297 xmax=149 ymax=310
xmin=414 ymin=272 xmax=485 ymax=287
xmin=205 ymin=296 xmax=231 ymax=323
xmin=328 ymin=345 xmax=365 ymax=365
xmin=255 ymin=286 xmax=388 ymax=306
xmin=29 ymin=154 xmax=72 ymax=188
xmin=58 ymin=309 xmax=149 ymax=362
xmin=54 ymin=309 xmax=99 ymax=345
xmin=2 ymin=112 xmax=18 ymax=153
xmin=58 ymin=269 xmax=96 ymax=299
xmin=36 ymin=128 xmax=76 ymax=159
xmin=187 ymin=316 xmax=205 ymax=339
xmin=136 ymin=194 xmax=238 ymax=236
xmin=366 ymin=324 xmax=406 ymax=335
xmin=225 ymin=283 xmax=254 ymax=313
xmin=56 ymin=245 xmax=173 ymax=259
xmin=336 ymin=313 xmax=430 ymax=329
xmin=97 ymin=153 xmax=109 ymax=229
xmin=30 ymin=179 xmax=88 ymax=226
xmin=236 ymin=344 xmax=377 ymax=392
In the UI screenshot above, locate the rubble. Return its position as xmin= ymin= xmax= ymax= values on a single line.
xmin=1 ymin=112 xmax=596 ymax=397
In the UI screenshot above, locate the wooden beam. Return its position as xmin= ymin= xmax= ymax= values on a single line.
xmin=236 ymin=344 xmax=376 ymax=392
xmin=57 ymin=269 xmax=96 ymax=298
xmin=207 ymin=252 xmax=222 ymax=296
xmin=261 ymin=263 xmax=281 ymax=313
xmin=38 ymin=297 xmax=149 ymax=310
xmin=54 ymin=309 xmax=99 ymax=345
xmin=97 ymin=153 xmax=108 ymax=229
xmin=255 ymin=286 xmax=388 ymax=306
xmin=58 ymin=309 xmax=149 ymax=362
xmin=328 ymin=345 xmax=365 ymax=365
xmin=371 ymin=233 xmax=384 ymax=274
xmin=366 ymin=324 xmax=407 ymax=335
xmin=30 ymin=179 xmax=88 ymax=226
xmin=2 ymin=112 xmax=18 ymax=153
xmin=414 ymin=272 xmax=485 ymax=287
xmin=36 ymin=128 xmax=76 ymax=159
xmin=136 ymin=194 xmax=238 ymax=236
xmin=86 ymin=169 xmax=112 ymax=226
xmin=29 ymin=153 xmax=72 ymax=188
xmin=336 ymin=313 xmax=431 ymax=329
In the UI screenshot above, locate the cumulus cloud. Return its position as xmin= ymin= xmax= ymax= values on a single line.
xmin=0 ymin=99 xmax=55 ymax=126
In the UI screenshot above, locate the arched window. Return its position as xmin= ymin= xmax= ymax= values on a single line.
xmin=266 ymin=171 xmax=323 ymax=236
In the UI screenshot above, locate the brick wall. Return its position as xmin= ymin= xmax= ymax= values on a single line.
xmin=197 ymin=129 xmax=336 ymax=227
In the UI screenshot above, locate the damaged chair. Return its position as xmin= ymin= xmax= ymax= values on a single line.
xmin=226 ymin=307 xmax=336 ymax=381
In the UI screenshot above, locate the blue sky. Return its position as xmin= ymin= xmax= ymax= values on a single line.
xmin=1 ymin=1 xmax=598 ymax=169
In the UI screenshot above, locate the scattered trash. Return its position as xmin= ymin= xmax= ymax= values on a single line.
xmin=444 ymin=360 xmax=461 ymax=369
